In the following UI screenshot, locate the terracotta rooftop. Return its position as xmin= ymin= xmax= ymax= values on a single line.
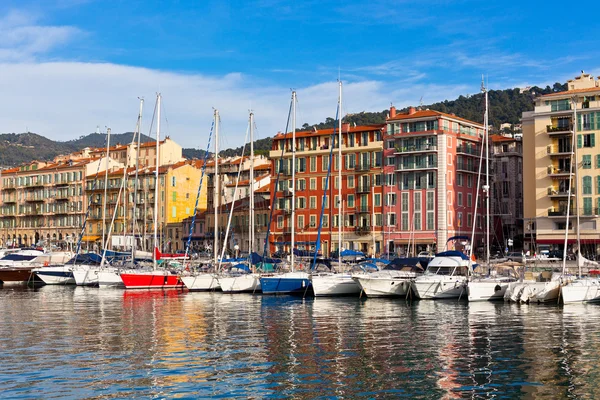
xmin=273 ymin=124 xmax=385 ymax=140
xmin=490 ymin=135 xmax=516 ymax=143
xmin=387 ymin=109 xmax=482 ymax=127
xmin=541 ymin=86 xmax=600 ymax=98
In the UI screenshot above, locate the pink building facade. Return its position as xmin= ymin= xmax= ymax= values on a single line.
xmin=384 ymin=106 xmax=486 ymax=256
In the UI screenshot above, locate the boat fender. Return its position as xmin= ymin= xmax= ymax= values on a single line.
xmin=494 ymin=284 xmax=501 ymax=292
xmin=44 ymin=261 xmax=49 ymax=266
xmin=298 ymin=263 xmax=303 ymax=270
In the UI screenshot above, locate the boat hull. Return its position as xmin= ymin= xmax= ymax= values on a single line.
xmin=181 ymin=273 xmax=220 ymax=291
xmin=353 ymin=276 xmax=411 ymax=297
xmin=120 ymin=272 xmax=183 ymax=289
xmin=72 ymin=266 xmax=124 ymax=288
xmin=0 ymin=267 xmax=37 ymax=284
xmin=411 ymin=279 xmax=468 ymax=300
xmin=33 ymin=266 xmax=75 ymax=285
xmin=312 ymin=274 xmax=360 ymax=297
xmin=468 ymin=280 xmax=510 ymax=302
xmin=504 ymin=280 xmax=561 ymax=303
xmin=218 ymin=274 xmax=260 ymax=293
xmin=260 ymin=272 xmax=311 ymax=295
xmin=561 ymin=279 xmax=600 ymax=303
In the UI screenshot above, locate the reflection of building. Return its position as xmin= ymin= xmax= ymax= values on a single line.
xmin=490 ymin=135 xmax=523 ymax=250
xmin=522 ymin=72 xmax=600 ymax=254
xmin=385 ymin=106 xmax=485 ymax=255
xmin=268 ymin=124 xmax=386 ymax=257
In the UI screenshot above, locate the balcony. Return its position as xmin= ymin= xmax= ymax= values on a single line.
xmin=395 ymin=161 xmax=438 ymax=172
xmin=278 ymin=168 xmax=292 ymax=176
xmin=455 ymin=162 xmax=479 ymax=173
xmin=547 ymin=187 xmax=574 ymax=199
xmin=24 ymin=196 xmax=45 ymax=202
xmin=456 ymin=146 xmax=481 ymax=156
xmin=547 ymin=166 xmax=573 ymax=178
xmin=357 ymin=185 xmax=371 ymax=194
xmin=394 ymin=144 xmax=437 ymax=154
xmin=548 ymin=208 xmax=599 ymax=217
xmin=55 ymin=193 xmax=70 ymax=201
xmin=355 ymin=225 xmax=371 ymax=236
xmin=546 ymin=124 xmax=572 ymax=136
xmin=546 ymin=145 xmax=573 ymax=157
xmin=357 ymin=206 xmax=370 ymax=214
xmin=355 ymin=163 xmax=371 ymax=172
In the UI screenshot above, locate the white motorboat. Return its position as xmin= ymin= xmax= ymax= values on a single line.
xmin=312 ymin=272 xmax=360 ymax=297
xmin=561 ymin=253 xmax=600 ymax=304
xmin=504 ymin=269 xmax=563 ymax=303
xmin=468 ymin=264 xmax=519 ymax=302
xmin=352 ymin=261 xmax=423 ymax=298
xmin=410 ymin=248 xmax=470 ymax=300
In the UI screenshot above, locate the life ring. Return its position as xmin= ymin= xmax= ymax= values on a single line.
xmin=43 ymin=261 xmax=49 ymax=267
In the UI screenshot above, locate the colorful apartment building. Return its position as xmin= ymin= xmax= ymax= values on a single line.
xmin=522 ymin=72 xmax=600 ymax=255
xmin=85 ymin=160 xmax=204 ymax=252
xmin=0 ymin=157 xmax=122 ymax=248
xmin=268 ymin=124 xmax=386 ymax=257
xmin=385 ymin=106 xmax=486 ymax=255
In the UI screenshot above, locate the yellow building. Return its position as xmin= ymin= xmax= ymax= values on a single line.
xmin=86 ymin=160 xmax=206 ymax=251
xmin=522 ymin=72 xmax=600 ymax=254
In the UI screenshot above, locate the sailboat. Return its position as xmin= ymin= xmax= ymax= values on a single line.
xmin=468 ymin=81 xmax=518 ymax=301
xmin=120 ymin=93 xmax=183 ymax=289
xmin=311 ymin=81 xmax=361 ymax=297
xmin=180 ymin=109 xmax=221 ymax=291
xmin=260 ymin=91 xmax=312 ymax=295
xmin=559 ymin=98 xmax=600 ymax=303
xmin=218 ymin=111 xmax=262 ymax=293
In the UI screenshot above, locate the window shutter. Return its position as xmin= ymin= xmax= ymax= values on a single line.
xmin=577 ymin=115 xmax=582 ymax=131
xmin=592 ymin=133 xmax=596 ymax=147
xmin=577 ymin=134 xmax=582 ymax=148
xmin=597 ymin=176 xmax=600 ymax=195
xmin=597 ymin=155 xmax=600 ymax=169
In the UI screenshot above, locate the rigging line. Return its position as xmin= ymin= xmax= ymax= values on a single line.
xmin=311 ymin=102 xmax=339 ymax=270
xmin=183 ymin=120 xmax=215 ymax=262
xmin=72 ymin=132 xmax=109 ymax=262
xmin=261 ymin=96 xmax=294 ymax=263
xmin=218 ymin=123 xmax=251 ymax=271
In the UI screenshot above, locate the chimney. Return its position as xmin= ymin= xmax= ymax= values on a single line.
xmin=342 ymin=123 xmax=350 ymax=132
xmin=408 ymin=106 xmax=416 ymax=115
xmin=389 ymin=105 xmax=396 ymax=118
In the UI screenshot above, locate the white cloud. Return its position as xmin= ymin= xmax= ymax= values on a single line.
xmin=0 ymin=61 xmax=477 ymax=150
xmin=0 ymin=10 xmax=81 ymax=62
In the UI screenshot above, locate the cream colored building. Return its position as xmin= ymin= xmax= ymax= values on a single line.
xmin=522 ymin=72 xmax=600 ymax=255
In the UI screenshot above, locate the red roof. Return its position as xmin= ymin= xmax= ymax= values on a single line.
xmin=388 ymin=109 xmax=482 ymax=127
xmin=274 ymin=124 xmax=385 ymax=140
xmin=490 ymin=135 xmax=515 ymax=143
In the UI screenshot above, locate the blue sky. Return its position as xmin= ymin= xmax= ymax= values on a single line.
xmin=0 ymin=0 xmax=598 ymax=149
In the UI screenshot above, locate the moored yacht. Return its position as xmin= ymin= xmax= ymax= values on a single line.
xmin=352 ymin=258 xmax=423 ymax=298
xmin=410 ymin=248 xmax=470 ymax=300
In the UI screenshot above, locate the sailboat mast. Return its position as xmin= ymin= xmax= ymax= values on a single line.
xmin=153 ymin=94 xmax=161 ymax=271
xmin=214 ymin=109 xmax=220 ymax=265
xmin=484 ymin=85 xmax=490 ymax=267
xmin=573 ymin=97 xmax=581 ymax=276
xmin=291 ymin=91 xmax=296 ymax=270
xmin=131 ymin=98 xmax=144 ymax=262
xmin=338 ymin=81 xmax=342 ymax=264
xmin=250 ymin=111 xmax=255 ymax=255
xmin=102 ymin=128 xmax=111 ymax=251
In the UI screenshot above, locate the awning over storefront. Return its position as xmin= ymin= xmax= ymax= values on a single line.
xmin=80 ymin=235 xmax=100 ymax=242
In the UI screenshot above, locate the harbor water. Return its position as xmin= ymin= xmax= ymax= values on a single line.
xmin=1 ymin=286 xmax=600 ymax=399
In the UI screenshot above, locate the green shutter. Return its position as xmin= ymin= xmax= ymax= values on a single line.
xmin=597 ymin=176 xmax=600 ymax=195
xmin=578 ymin=115 xmax=582 ymax=131
xmin=578 ymin=134 xmax=582 ymax=148
xmin=597 ymin=155 xmax=600 ymax=168
xmin=597 ymin=112 xmax=600 ymax=129
xmin=592 ymin=133 xmax=596 ymax=147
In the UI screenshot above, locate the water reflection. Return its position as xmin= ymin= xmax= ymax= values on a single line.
xmin=2 ymin=287 xmax=600 ymax=398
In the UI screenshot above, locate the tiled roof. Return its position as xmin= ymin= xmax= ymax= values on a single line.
xmin=273 ymin=124 xmax=385 ymax=140
xmin=388 ymin=109 xmax=482 ymax=127
xmin=541 ymin=86 xmax=600 ymax=98
xmin=490 ymin=135 xmax=515 ymax=143
xmin=254 ymin=164 xmax=271 ymax=170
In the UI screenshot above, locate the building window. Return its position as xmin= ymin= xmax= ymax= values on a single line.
xmin=579 ymin=133 xmax=596 ymax=148
xmin=347 ymin=194 xmax=355 ymax=208
xmin=467 ymin=175 xmax=473 ymax=188
xmin=309 ymin=196 xmax=317 ymax=209
xmin=457 ymin=173 xmax=463 ymax=186
xmin=457 ymin=192 xmax=463 ymax=206
xmin=426 ymin=211 xmax=435 ymax=230
xmin=388 ymin=213 xmax=396 ymax=226
xmin=310 ymin=215 xmax=317 ymax=228
xmin=387 ymin=193 xmax=396 ymax=206
xmin=310 ymin=178 xmax=316 ymax=190
xmin=310 ymin=156 xmax=317 ymax=172
xmin=298 ymin=215 xmax=305 ymax=228
xmin=467 ymin=213 xmax=472 ymax=227
xmin=374 ymin=193 xmax=381 ymax=207
xmin=347 ymin=175 xmax=355 ymax=189
xmin=583 ymin=176 xmax=592 ymax=195
xmin=297 ymin=197 xmax=306 ymax=209
xmin=467 ymin=193 xmax=472 ymax=207
xmin=171 ymin=176 xmax=176 ymax=187
xmin=583 ymin=155 xmax=592 ymax=169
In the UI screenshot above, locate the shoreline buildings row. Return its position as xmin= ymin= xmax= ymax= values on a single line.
xmin=2 ymin=72 xmax=599 ymax=258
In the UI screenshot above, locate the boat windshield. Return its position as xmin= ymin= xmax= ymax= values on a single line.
xmin=426 ymin=266 xmax=468 ymax=276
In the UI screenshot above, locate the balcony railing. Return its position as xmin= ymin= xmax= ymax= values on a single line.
xmin=394 ymin=144 xmax=437 ymax=154
xmin=357 ymin=206 xmax=370 ymax=213
xmin=456 ymin=162 xmax=479 ymax=173
xmin=456 ymin=146 xmax=481 ymax=156
xmin=546 ymin=145 xmax=572 ymax=155
xmin=355 ymin=225 xmax=371 ymax=235
xmin=355 ymin=163 xmax=371 ymax=172
xmin=357 ymin=185 xmax=371 ymax=194
xmin=547 ymin=124 xmax=572 ymax=133
xmin=548 ymin=208 xmax=599 ymax=217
